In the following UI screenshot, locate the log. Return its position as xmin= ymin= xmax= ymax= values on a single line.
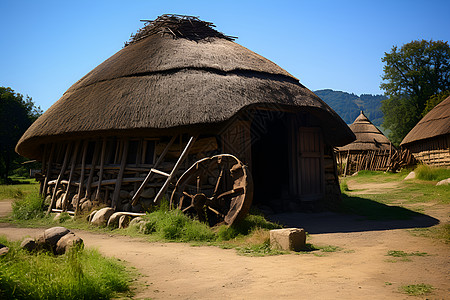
xmin=42 ymin=143 xmax=55 ymax=197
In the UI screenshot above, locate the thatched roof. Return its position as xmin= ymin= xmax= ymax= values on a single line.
xmin=337 ymin=111 xmax=392 ymax=152
xmin=16 ymin=15 xmax=354 ymax=159
xmin=401 ymin=96 xmax=450 ymax=146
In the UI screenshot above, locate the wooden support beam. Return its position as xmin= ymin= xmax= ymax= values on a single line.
xmin=75 ymin=141 xmax=89 ymax=215
xmin=47 ymin=143 xmax=71 ymax=215
xmin=112 ymin=138 xmax=129 ymax=211
xmin=85 ymin=140 xmax=100 ymax=199
xmin=343 ymin=150 xmax=350 ymax=176
xmin=95 ymin=138 xmax=107 ymax=201
xmin=63 ymin=141 xmax=80 ymax=211
xmin=42 ymin=143 xmax=55 ymax=197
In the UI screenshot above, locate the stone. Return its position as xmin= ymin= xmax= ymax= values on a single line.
xmin=81 ymin=200 xmax=93 ymax=212
xmin=55 ymin=197 xmax=62 ymax=209
xmin=118 ymin=215 xmax=132 ymax=229
xmin=107 ymin=212 xmax=126 ymax=228
xmin=436 ymin=178 xmax=450 ymax=186
xmin=0 ymin=243 xmax=9 ymax=256
xmin=122 ymin=202 xmax=131 ymax=212
xmin=20 ymin=238 xmax=37 ymax=252
xmin=129 ymin=216 xmax=143 ymax=228
xmin=270 ymin=228 xmax=306 ymax=252
xmin=91 ymin=207 xmax=115 ymax=226
xmin=404 ymin=171 xmax=415 ymax=180
xmin=120 ymin=190 xmax=130 ymax=199
xmin=44 ymin=195 xmax=52 ymax=206
xmin=56 ymin=233 xmax=83 ymax=255
xmin=71 ymin=194 xmax=79 ymax=207
xmin=131 ymin=203 xmax=143 ymax=213
xmin=87 ymin=209 xmax=98 ymax=222
xmin=141 ymin=188 xmax=155 ymax=199
xmin=36 ymin=227 xmax=71 ymax=252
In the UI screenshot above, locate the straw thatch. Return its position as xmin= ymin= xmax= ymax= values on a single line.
xmin=400 ymin=96 xmax=450 ymax=146
xmin=337 ymin=111 xmax=392 ymax=151
xmin=16 ymin=15 xmax=353 ymax=160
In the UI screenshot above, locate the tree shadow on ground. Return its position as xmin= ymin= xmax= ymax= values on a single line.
xmin=268 ymin=195 xmax=439 ymax=234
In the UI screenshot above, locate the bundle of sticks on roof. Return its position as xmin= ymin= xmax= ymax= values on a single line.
xmin=125 ymin=14 xmax=236 ymax=46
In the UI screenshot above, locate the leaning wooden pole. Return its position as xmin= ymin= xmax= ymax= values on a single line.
xmin=42 ymin=143 xmax=56 ymax=198
xmin=62 ymin=141 xmax=81 ymax=211
xmin=85 ymin=140 xmax=101 ymax=199
xmin=112 ymin=138 xmax=129 ymax=211
xmin=95 ymin=138 xmax=107 ymax=201
xmin=75 ymin=141 xmax=89 ymax=215
xmin=47 ymin=143 xmax=71 ymax=215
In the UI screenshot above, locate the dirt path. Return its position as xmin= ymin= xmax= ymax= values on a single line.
xmin=1 ymin=185 xmax=449 ymax=299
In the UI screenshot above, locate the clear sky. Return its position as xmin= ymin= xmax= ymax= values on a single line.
xmin=1 ymin=0 xmax=449 ymax=111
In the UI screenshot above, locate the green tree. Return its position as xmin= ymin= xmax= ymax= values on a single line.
xmin=380 ymin=40 xmax=450 ymax=145
xmin=0 ymin=87 xmax=42 ymax=183
xmin=421 ymin=90 xmax=450 ymax=117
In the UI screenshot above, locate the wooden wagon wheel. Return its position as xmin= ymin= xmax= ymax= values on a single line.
xmin=170 ymin=154 xmax=253 ymax=226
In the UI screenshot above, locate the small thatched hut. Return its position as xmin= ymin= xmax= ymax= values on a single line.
xmin=16 ymin=15 xmax=354 ymax=216
xmin=336 ymin=111 xmax=394 ymax=175
xmin=400 ymin=96 xmax=450 ymax=167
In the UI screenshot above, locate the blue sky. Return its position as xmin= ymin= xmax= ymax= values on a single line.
xmin=1 ymin=0 xmax=449 ymax=111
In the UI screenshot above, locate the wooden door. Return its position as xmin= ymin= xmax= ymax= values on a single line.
xmin=294 ymin=127 xmax=324 ymax=200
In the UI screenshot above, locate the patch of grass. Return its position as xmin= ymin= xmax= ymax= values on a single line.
xmin=340 ymin=180 xmax=350 ymax=192
xmin=415 ymin=165 xmax=450 ymax=181
xmin=387 ymin=250 xmax=428 ymax=257
xmin=399 ymin=283 xmax=434 ymax=296
xmin=319 ymin=245 xmax=342 ymax=252
xmin=11 ymin=190 xmax=45 ymax=220
xmin=0 ymin=236 xmax=132 ymax=299
xmin=408 ymin=224 xmax=450 ymax=244
xmin=235 ymin=240 xmax=287 ymax=256
xmin=0 ymin=180 xmax=39 ymax=201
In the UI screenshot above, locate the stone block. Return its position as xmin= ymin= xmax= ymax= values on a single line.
xmin=270 ymin=228 xmax=306 ymax=252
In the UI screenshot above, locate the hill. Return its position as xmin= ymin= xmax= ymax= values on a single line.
xmin=314 ymin=89 xmax=386 ymax=126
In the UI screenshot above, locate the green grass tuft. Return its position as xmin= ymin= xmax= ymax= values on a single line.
xmin=400 ymin=283 xmax=433 ymax=296
xmin=415 ymin=165 xmax=450 ymax=181
xmin=387 ymin=250 xmax=428 ymax=257
xmin=11 ymin=191 xmax=44 ymax=220
xmin=0 ymin=236 xmax=131 ymax=299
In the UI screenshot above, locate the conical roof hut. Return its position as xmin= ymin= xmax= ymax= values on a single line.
xmin=337 ymin=111 xmax=392 ymax=152
xmin=400 ymin=96 xmax=450 ymax=166
xmin=16 ymin=15 xmax=354 ymax=216
xmin=336 ymin=111 xmax=393 ymax=175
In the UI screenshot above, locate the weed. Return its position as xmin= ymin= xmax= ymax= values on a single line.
xmin=235 ymin=240 xmax=287 ymax=257
xmin=387 ymin=250 xmax=428 ymax=257
xmin=408 ymin=224 xmax=450 ymax=244
xmin=319 ymin=245 xmax=342 ymax=252
xmin=400 ymin=283 xmax=433 ymax=296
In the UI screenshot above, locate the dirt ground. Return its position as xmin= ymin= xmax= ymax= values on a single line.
xmin=0 ymin=181 xmax=449 ymax=299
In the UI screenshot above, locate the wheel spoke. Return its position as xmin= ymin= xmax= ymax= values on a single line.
xmin=212 ymin=166 xmax=225 ymax=197
xmin=182 ymin=191 xmax=194 ymax=198
xmin=207 ymin=206 xmax=225 ymax=218
xmin=182 ymin=205 xmax=194 ymax=213
xmin=217 ymin=186 xmax=244 ymax=199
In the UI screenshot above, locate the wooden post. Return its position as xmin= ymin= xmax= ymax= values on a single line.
xmin=47 ymin=143 xmax=71 ymax=215
xmin=112 ymin=138 xmax=129 ymax=211
xmin=75 ymin=141 xmax=89 ymax=215
xmin=95 ymin=138 xmax=107 ymax=201
xmin=343 ymin=150 xmax=350 ymax=176
xmin=42 ymin=143 xmax=55 ymax=197
xmin=39 ymin=144 xmax=49 ymax=195
xmin=85 ymin=140 xmax=100 ymax=199
xmin=63 ymin=141 xmax=80 ymax=211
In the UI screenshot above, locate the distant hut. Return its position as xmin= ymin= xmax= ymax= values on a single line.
xmin=336 ymin=111 xmax=394 ymax=175
xmin=16 ymin=14 xmax=354 ymax=218
xmin=400 ymin=96 xmax=450 ymax=167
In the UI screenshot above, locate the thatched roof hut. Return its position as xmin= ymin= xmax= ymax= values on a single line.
xmin=16 ymin=15 xmax=354 ymax=216
xmin=400 ymin=96 xmax=450 ymax=166
xmin=336 ymin=111 xmax=394 ymax=175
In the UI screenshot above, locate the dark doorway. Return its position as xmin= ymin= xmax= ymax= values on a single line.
xmin=251 ymin=116 xmax=290 ymax=211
